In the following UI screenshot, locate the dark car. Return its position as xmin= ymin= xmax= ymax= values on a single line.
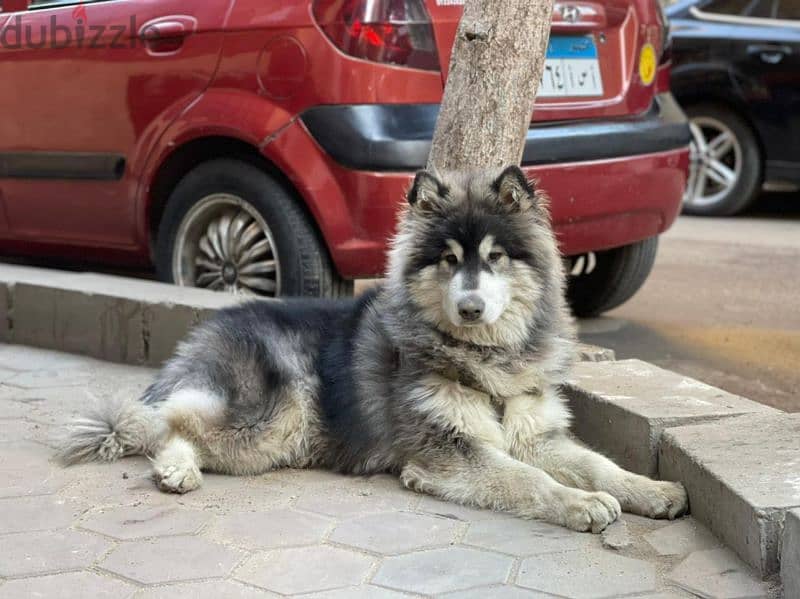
xmin=665 ymin=0 xmax=800 ymax=215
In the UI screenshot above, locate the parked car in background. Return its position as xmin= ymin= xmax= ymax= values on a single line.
xmin=0 ymin=0 xmax=690 ymax=316
xmin=665 ymin=0 xmax=800 ymax=215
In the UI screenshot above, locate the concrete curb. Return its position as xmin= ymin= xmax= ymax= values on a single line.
xmin=660 ymin=414 xmax=800 ymax=578
xmin=783 ymin=509 xmax=800 ymax=598
xmin=0 ymin=264 xmax=239 ymax=366
xmin=564 ymin=359 xmax=776 ymax=477
xmin=1 ymin=264 xmax=796 ymax=591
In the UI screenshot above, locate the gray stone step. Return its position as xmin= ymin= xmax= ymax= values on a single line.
xmin=783 ymin=509 xmax=800 ymax=599
xmin=565 ymin=359 xmax=775 ymax=477
xmin=659 ymin=412 xmax=800 ymax=577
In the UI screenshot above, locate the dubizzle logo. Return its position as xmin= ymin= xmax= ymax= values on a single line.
xmin=0 ymin=4 xmax=146 ymax=50
xmin=71 ymin=2 xmax=88 ymax=25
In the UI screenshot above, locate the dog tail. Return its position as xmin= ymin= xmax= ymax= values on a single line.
xmin=57 ymin=394 xmax=163 ymax=466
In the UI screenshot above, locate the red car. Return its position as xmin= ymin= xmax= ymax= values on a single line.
xmin=0 ymin=0 xmax=689 ymax=316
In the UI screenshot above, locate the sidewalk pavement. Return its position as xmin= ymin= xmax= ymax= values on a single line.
xmin=0 ymin=344 xmax=773 ymax=598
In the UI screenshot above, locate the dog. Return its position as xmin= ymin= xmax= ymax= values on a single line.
xmin=59 ymin=165 xmax=687 ymax=533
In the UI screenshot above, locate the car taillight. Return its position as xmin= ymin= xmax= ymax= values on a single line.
xmin=312 ymin=0 xmax=440 ymax=71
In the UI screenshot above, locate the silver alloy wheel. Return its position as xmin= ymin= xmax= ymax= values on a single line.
xmin=172 ymin=193 xmax=281 ymax=296
xmin=683 ymin=116 xmax=743 ymax=209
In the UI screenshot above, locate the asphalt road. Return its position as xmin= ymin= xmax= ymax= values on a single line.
xmin=578 ymin=192 xmax=800 ymax=412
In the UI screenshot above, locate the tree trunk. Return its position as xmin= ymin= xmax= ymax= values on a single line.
xmin=427 ymin=0 xmax=554 ymax=172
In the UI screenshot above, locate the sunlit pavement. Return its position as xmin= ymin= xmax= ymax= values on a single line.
xmin=0 ymin=345 xmax=772 ymax=597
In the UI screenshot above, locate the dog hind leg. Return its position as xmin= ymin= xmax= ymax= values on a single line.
xmin=149 ymin=387 xmax=225 ymax=494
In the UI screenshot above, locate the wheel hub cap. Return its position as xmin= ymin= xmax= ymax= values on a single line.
xmin=684 ymin=116 xmax=743 ymax=209
xmin=172 ymin=193 xmax=281 ymax=297
xmin=221 ymin=262 xmax=238 ymax=285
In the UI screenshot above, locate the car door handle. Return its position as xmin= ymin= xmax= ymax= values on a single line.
xmin=139 ymin=16 xmax=197 ymax=55
xmin=747 ymin=44 xmax=792 ymax=64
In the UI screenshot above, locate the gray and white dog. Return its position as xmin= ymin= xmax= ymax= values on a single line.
xmin=60 ymin=166 xmax=687 ymax=533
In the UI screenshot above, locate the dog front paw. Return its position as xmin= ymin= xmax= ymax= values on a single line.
xmin=560 ymin=489 xmax=621 ymax=533
xmin=628 ymin=479 xmax=688 ymax=520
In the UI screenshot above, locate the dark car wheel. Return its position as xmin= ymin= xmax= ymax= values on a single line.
xmin=567 ymin=237 xmax=658 ymax=317
xmin=682 ymin=104 xmax=762 ymax=216
xmin=156 ymin=159 xmax=353 ymax=298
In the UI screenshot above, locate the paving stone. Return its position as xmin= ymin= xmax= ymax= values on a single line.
xmin=463 ymin=516 xmax=597 ymax=556
xmin=0 ymin=418 xmax=50 ymax=445
xmin=0 ymin=571 xmax=136 ymax=599
xmin=330 ymin=511 xmax=459 ymax=554
xmin=373 ymin=547 xmax=513 ymax=595
xmin=0 ymin=495 xmax=82 ymax=533
xmin=633 ymin=593 xmax=695 ymax=598
xmin=601 ymin=519 xmax=632 ymax=550
xmin=0 ymin=385 xmax=97 ymax=425
xmin=660 ymin=412 xmax=800 ymax=575
xmin=644 ymin=518 xmax=721 ymax=557
xmin=780 ymin=509 xmax=800 ymax=599
xmin=0 ymin=396 xmax=29 ymax=418
xmin=5 ymin=368 xmax=92 ymax=389
xmin=0 ymin=441 xmax=67 ymax=498
xmin=176 ymin=474 xmax=298 ymax=513
xmin=81 ymin=504 xmax=210 ymax=539
xmin=301 ymin=585 xmax=411 ymax=598
xmin=565 ymin=359 xmax=775 ymax=476
xmin=416 ymin=495 xmax=515 ymax=522
xmin=101 ymin=535 xmax=243 ymax=584
xmin=517 ymin=551 xmax=657 ymax=598
xmin=212 ymin=508 xmax=332 ymax=550
xmin=0 ymin=343 xmax=92 ymax=372
xmin=295 ymin=483 xmax=414 ymax=518
xmin=0 ymin=529 xmax=113 ymax=576
xmin=236 ymin=545 xmax=374 ymax=594
xmin=667 ymin=548 xmax=768 ymax=598
xmin=263 ymin=467 xmax=368 ymax=488
xmin=58 ymin=457 xmax=170 ymax=507
xmin=133 ymin=579 xmax=276 ymax=598
xmin=442 ymin=585 xmax=551 ymax=598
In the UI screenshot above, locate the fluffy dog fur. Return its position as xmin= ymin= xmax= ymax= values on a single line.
xmin=59 ymin=166 xmax=687 ymax=532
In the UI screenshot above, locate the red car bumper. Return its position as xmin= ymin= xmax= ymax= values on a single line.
xmin=263 ymin=96 xmax=690 ymax=279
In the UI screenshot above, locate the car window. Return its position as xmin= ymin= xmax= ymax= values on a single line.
xmin=703 ymin=0 xmax=784 ymax=17
xmin=703 ymin=0 xmax=750 ymax=14
xmin=776 ymin=1 xmax=800 ymax=18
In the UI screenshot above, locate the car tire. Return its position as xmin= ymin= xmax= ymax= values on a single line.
xmin=566 ymin=237 xmax=658 ymax=317
xmin=155 ymin=159 xmax=353 ymax=298
xmin=682 ymin=104 xmax=761 ymax=216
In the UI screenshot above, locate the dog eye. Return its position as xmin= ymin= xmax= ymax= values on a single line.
xmin=443 ymin=253 xmax=458 ymax=265
xmin=488 ymin=251 xmax=504 ymax=263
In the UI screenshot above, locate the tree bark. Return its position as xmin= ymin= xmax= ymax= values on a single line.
xmin=427 ymin=0 xmax=554 ymax=172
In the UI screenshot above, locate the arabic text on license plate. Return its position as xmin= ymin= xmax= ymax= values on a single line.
xmin=539 ymin=36 xmax=603 ymax=98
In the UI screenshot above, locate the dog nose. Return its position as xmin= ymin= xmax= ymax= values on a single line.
xmin=458 ymin=295 xmax=485 ymax=322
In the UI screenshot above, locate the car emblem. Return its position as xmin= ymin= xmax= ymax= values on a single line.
xmin=560 ymin=4 xmax=581 ymax=23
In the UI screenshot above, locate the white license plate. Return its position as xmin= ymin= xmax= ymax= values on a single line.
xmin=539 ymin=35 xmax=604 ymax=98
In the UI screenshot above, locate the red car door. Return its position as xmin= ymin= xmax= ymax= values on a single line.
xmin=0 ymin=0 xmax=230 ymax=250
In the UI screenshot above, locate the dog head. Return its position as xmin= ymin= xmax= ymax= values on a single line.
xmin=387 ymin=166 xmax=567 ymax=347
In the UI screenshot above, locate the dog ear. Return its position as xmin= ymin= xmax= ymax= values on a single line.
xmin=492 ymin=165 xmax=535 ymax=212
xmin=407 ymin=170 xmax=448 ymax=214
